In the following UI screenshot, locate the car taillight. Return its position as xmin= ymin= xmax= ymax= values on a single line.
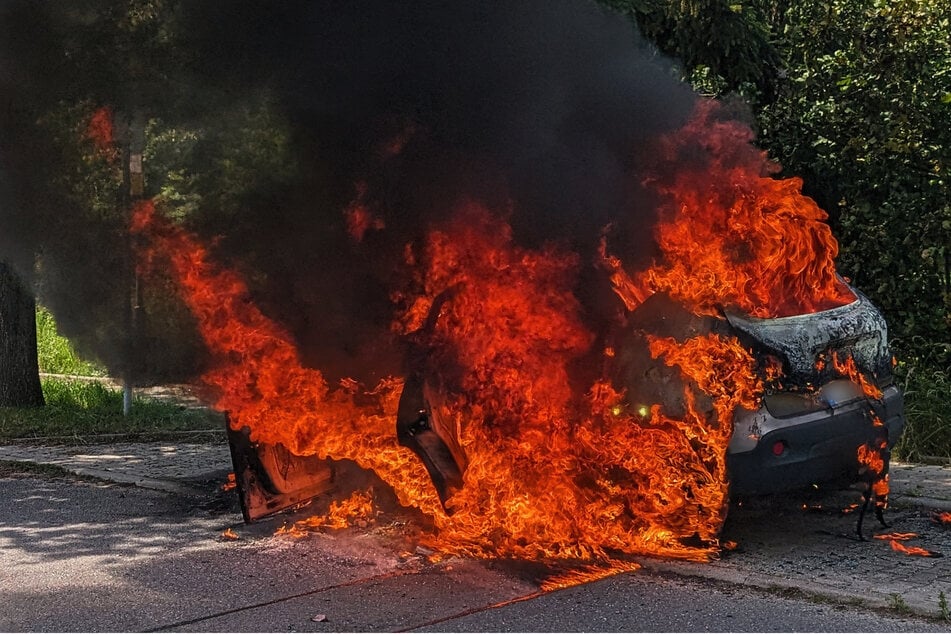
xmin=772 ymin=440 xmax=786 ymax=456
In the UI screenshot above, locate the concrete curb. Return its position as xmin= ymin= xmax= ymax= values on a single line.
xmin=637 ymin=559 xmax=945 ymax=620
xmin=0 ymin=441 xmax=233 ymax=498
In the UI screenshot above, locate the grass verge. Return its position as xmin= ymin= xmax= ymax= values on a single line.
xmin=20 ymin=307 xmax=222 ymax=443
xmin=0 ymin=377 xmax=223 ymax=443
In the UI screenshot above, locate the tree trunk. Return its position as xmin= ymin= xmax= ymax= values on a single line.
xmin=0 ymin=260 xmax=44 ymax=407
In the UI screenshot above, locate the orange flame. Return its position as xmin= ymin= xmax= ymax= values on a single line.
xmin=830 ymin=352 xmax=883 ymax=400
xmin=277 ymin=489 xmax=379 ymax=537
xmin=395 ymin=204 xmax=753 ymax=560
xmin=889 ymin=540 xmax=941 ymax=558
xmin=818 ymin=349 xmax=890 ymax=508
xmin=540 ymin=560 xmax=641 ymax=592
xmin=221 ymin=528 xmax=240 ymax=541
xmin=134 ymin=199 xmax=735 ymax=562
xmin=647 ymin=334 xmax=762 ymax=419
xmin=132 ymin=99 xmax=885 ymax=567
xmin=605 ymin=101 xmax=853 ymax=318
xmin=857 ymin=443 xmax=886 ymax=477
xmin=131 ymin=199 xmax=445 ymax=521
xmin=873 ymin=532 xmax=918 ymax=541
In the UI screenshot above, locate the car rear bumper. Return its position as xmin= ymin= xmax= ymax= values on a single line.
xmin=727 ymin=384 xmax=905 ymax=496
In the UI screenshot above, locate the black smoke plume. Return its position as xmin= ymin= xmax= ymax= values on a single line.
xmin=0 ymin=0 xmax=699 ymax=384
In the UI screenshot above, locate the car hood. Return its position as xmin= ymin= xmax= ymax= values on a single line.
xmin=722 ymin=287 xmax=892 ymax=383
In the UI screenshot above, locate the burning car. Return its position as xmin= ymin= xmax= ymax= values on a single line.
xmin=397 ymin=283 xmax=905 ymax=505
xmin=135 ymin=100 xmax=906 ymax=560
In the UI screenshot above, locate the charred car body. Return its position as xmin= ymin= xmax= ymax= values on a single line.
xmin=721 ymin=288 xmax=904 ymax=496
xmin=399 ymin=282 xmax=905 ymax=503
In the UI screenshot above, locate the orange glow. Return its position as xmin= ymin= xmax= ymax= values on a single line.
xmin=873 ymin=532 xmax=918 ymax=541
xmin=221 ymin=528 xmax=239 ymax=541
xmin=379 ymin=121 xmax=418 ymax=158
xmin=761 ymin=356 xmax=785 ymax=384
xmin=934 ymin=512 xmax=951 ymax=526
xmin=344 ymin=182 xmax=385 ymax=242
xmin=85 ymin=106 xmax=119 ymax=162
xmin=221 ymin=472 xmax=237 ymax=492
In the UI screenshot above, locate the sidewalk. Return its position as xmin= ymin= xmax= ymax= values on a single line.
xmin=890 ymin=461 xmax=951 ymax=513
xmin=0 ymin=436 xmax=232 ymax=496
xmin=1 ymin=438 xmax=947 ymax=511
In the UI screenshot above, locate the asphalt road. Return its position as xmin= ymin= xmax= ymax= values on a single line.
xmin=1 ymin=469 xmax=947 ymax=633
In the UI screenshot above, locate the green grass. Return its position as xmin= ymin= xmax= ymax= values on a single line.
xmin=0 ymin=377 xmax=223 ymax=442
xmin=15 ymin=307 xmax=222 ymax=442
xmin=36 ymin=306 xmax=107 ymax=376
xmin=892 ymin=359 xmax=951 ymax=463
xmin=888 ymin=593 xmax=911 ymax=614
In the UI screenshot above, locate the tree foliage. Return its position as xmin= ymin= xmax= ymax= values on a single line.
xmin=757 ymin=0 xmax=951 ymax=364
xmin=1 ymin=0 xmax=297 ymax=383
xmin=603 ymin=0 xmax=950 ymax=366
xmin=602 ymin=0 xmax=782 ymax=103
